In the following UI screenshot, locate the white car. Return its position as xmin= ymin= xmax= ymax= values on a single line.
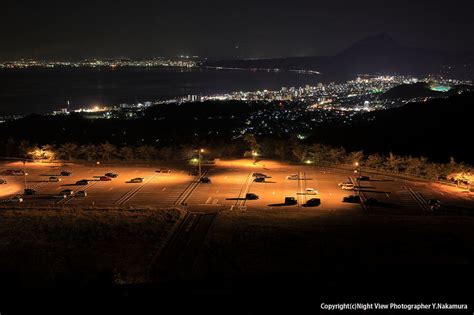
xmin=130 ymin=177 xmax=144 ymax=183
xmin=338 ymin=181 xmax=352 ymax=187
xmin=341 ymin=183 xmax=355 ymax=190
xmin=10 ymin=196 xmax=23 ymax=203
xmin=305 ymin=188 xmax=318 ymax=195
xmin=286 ymin=174 xmax=299 ymax=180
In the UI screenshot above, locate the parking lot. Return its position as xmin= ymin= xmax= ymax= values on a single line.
xmin=0 ymin=160 xmax=472 ymax=213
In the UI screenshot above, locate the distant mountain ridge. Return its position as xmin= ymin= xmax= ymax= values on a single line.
xmin=206 ymin=33 xmax=474 ymax=79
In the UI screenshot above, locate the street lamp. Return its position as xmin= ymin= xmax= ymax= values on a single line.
xmin=198 ymin=148 xmax=204 ymax=178
xmin=252 ymin=150 xmax=258 ymax=164
xmin=22 ymin=160 xmax=27 ymax=190
xmin=354 ymin=161 xmax=361 ymax=196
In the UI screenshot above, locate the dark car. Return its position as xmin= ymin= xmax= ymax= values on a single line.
xmin=356 ymin=176 xmax=370 ymax=181
xmin=245 ymin=193 xmax=259 ymax=200
xmin=60 ymin=171 xmax=72 ymax=176
xmin=253 ymin=173 xmax=270 ymax=178
xmin=100 ymin=176 xmax=112 ymax=181
xmin=156 ymin=168 xmax=171 ymax=173
xmin=254 ymin=177 xmax=265 ymax=183
xmin=76 ymin=179 xmax=89 ymax=185
xmin=24 ymin=188 xmax=36 ymax=195
xmin=343 ymin=195 xmax=360 ymax=203
xmin=105 ymin=172 xmax=118 ymax=178
xmin=59 ymin=189 xmax=74 ymax=196
xmin=200 ymin=177 xmax=211 ymax=183
xmin=305 ymin=198 xmax=321 ymax=207
xmin=284 ymin=197 xmax=297 ymax=205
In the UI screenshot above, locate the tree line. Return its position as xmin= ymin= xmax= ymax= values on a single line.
xmin=11 ymin=136 xmax=471 ymax=183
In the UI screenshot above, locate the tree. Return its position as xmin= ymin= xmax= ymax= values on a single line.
xmin=243 ymin=133 xmax=260 ymax=152
xmin=136 ymin=145 xmax=156 ymax=161
xmin=43 ymin=145 xmax=56 ymax=161
xmin=57 ymin=143 xmax=78 ymax=161
xmin=292 ymin=144 xmax=308 ymax=162
xmin=327 ymin=147 xmax=347 ymax=165
xmin=18 ymin=140 xmax=31 ymax=159
xmin=347 ymin=150 xmax=364 ymax=165
xmin=98 ymin=142 xmax=116 ymax=161
xmin=384 ymin=152 xmax=404 ymax=172
xmin=365 ymin=154 xmax=385 ymax=169
xmin=78 ymin=144 xmax=97 ymax=162
xmin=119 ymin=147 xmax=134 ymax=161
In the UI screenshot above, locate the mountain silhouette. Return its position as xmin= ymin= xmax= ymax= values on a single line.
xmin=206 ymin=33 xmax=473 ymax=79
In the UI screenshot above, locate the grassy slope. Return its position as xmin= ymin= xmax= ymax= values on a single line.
xmin=201 ymin=210 xmax=474 ymax=276
xmin=0 ymin=208 xmax=181 ymax=287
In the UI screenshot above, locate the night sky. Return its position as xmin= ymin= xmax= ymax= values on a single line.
xmin=1 ymin=0 xmax=473 ymax=60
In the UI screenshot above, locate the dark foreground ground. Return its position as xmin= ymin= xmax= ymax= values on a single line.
xmin=0 ymin=208 xmax=473 ymax=315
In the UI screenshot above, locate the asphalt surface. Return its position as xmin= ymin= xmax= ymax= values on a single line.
xmin=1 ymin=160 xmax=472 ymax=214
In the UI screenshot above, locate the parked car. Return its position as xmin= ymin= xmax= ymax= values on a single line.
xmin=338 ymin=181 xmax=352 ymax=187
xmin=60 ymin=171 xmax=72 ymax=176
xmin=59 ymin=189 xmax=74 ymax=196
xmin=343 ymin=195 xmax=360 ymax=203
xmin=156 ymin=168 xmax=171 ymax=173
xmin=24 ymin=188 xmax=36 ymax=195
xmin=200 ymin=177 xmax=211 ymax=183
xmin=305 ymin=198 xmax=321 ymax=207
xmin=5 ymin=170 xmax=28 ymax=176
xmin=305 ymin=188 xmax=318 ymax=195
xmin=254 ymin=177 xmax=265 ymax=183
xmin=76 ymin=179 xmax=89 ymax=185
xmin=76 ymin=191 xmax=88 ymax=197
xmin=10 ymin=196 xmax=23 ymax=203
xmin=130 ymin=177 xmax=144 ymax=183
xmin=356 ymin=176 xmax=370 ymax=181
xmin=286 ymin=174 xmax=299 ymax=180
xmin=0 ymin=179 xmax=6 ymax=184
xmin=100 ymin=176 xmax=112 ymax=181
xmin=284 ymin=197 xmax=297 ymax=205
xmin=341 ymin=183 xmax=355 ymax=190
xmin=49 ymin=176 xmax=61 ymax=182
xmin=253 ymin=173 xmax=270 ymax=178
xmin=245 ymin=193 xmax=259 ymax=200
xmin=105 ymin=172 xmax=118 ymax=178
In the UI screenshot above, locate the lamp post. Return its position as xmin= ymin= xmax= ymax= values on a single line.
xmin=252 ymin=150 xmax=258 ymax=165
xmin=198 ymin=148 xmax=204 ymax=178
xmin=23 ymin=160 xmax=27 ymax=190
xmin=355 ymin=161 xmax=361 ymax=196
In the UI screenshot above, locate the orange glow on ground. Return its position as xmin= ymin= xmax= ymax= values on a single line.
xmin=215 ymin=159 xmax=287 ymax=169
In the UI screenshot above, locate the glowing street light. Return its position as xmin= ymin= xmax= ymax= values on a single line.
xmin=354 ymin=161 xmax=361 ymax=196
xmin=252 ymin=150 xmax=258 ymax=164
xmin=196 ymin=148 xmax=205 ymax=178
